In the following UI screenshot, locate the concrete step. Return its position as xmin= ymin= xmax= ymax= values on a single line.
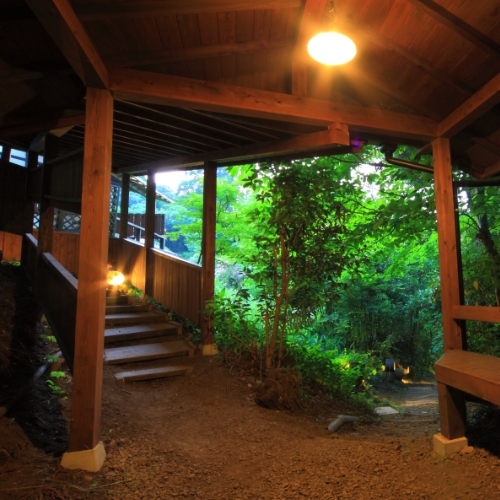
xmin=105 ymin=322 xmax=181 ymax=343
xmin=105 ymin=303 xmax=151 ymax=314
xmin=114 ymin=365 xmax=193 ymax=384
xmin=106 ymin=295 xmax=129 ymax=305
xmin=104 ymin=340 xmax=194 ymax=365
xmin=105 ymin=311 xmax=168 ymax=326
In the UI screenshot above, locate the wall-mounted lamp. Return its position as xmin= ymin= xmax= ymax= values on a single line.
xmin=307 ymin=1 xmax=356 ymax=65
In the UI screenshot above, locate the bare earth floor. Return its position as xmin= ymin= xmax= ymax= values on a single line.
xmin=1 ymin=355 xmax=500 ymax=500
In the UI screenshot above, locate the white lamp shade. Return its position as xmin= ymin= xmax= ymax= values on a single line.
xmin=307 ymin=32 xmax=357 ymax=65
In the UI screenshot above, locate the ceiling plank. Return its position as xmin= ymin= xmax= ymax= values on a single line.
xmin=0 ymin=114 xmax=86 ymax=139
xmin=109 ymin=68 xmax=438 ymax=141
xmin=292 ymin=0 xmax=328 ymax=96
xmin=337 ymin=16 xmax=476 ymax=96
xmin=479 ymin=160 xmax=500 ymax=179
xmin=117 ymin=123 xmax=350 ymax=173
xmin=75 ymin=1 xmax=302 ymax=21
xmin=107 ymin=38 xmax=293 ymax=69
xmin=472 ymin=137 xmax=500 ymax=156
xmin=406 ymin=0 xmax=500 ymax=61
xmin=25 ymin=0 xmax=109 ymax=88
xmin=438 ymin=72 xmax=500 ymax=138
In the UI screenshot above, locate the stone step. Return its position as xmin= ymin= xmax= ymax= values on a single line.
xmin=105 ymin=311 xmax=168 ymax=326
xmin=105 ymin=322 xmax=181 ymax=343
xmin=114 ymin=365 xmax=193 ymax=384
xmin=106 ymin=295 xmax=129 ymax=305
xmin=104 ymin=340 xmax=194 ymax=365
xmin=105 ymin=303 xmax=151 ymax=314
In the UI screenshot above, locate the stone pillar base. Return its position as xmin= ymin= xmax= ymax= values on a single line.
xmin=60 ymin=441 xmax=106 ymax=472
xmin=199 ymin=343 xmax=218 ymax=356
xmin=433 ymin=433 xmax=468 ymax=459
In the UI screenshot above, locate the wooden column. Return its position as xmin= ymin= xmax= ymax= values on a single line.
xmin=37 ymin=135 xmax=58 ymax=255
xmin=20 ymin=151 xmax=39 ymax=267
xmin=144 ymin=169 xmax=156 ymax=297
xmin=119 ymin=173 xmax=130 ymax=239
xmin=433 ymin=137 xmax=466 ymax=440
xmin=69 ymin=88 xmax=113 ymax=452
xmin=201 ymin=162 xmax=217 ymax=346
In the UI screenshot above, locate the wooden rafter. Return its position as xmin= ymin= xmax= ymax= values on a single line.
xmin=472 ymin=137 xmax=500 ymax=157
xmin=292 ymin=0 xmax=328 ymax=96
xmin=25 ymin=0 xmax=109 ymax=88
xmin=107 ymin=39 xmax=293 ymax=69
xmin=109 ymin=68 xmax=438 ymax=140
xmin=479 ymin=160 xmax=500 ymax=179
xmin=116 ymin=123 xmax=350 ymax=173
xmin=337 ymin=16 xmax=476 ymax=96
xmin=75 ymin=0 xmax=302 ymax=21
xmin=0 ymin=114 xmax=86 ymax=139
xmin=438 ymin=72 xmax=500 ymax=138
xmin=406 ymin=0 xmax=500 ymax=61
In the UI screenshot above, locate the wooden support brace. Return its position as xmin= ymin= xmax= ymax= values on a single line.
xmin=69 ymin=88 xmax=113 ymax=453
xmin=144 ymin=169 xmax=156 ymax=297
xmin=119 ymin=173 xmax=130 ymax=239
xmin=437 ymin=382 xmax=466 ymax=440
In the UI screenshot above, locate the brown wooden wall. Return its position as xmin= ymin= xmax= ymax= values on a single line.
xmin=108 ymin=238 xmax=146 ymax=291
xmin=152 ymin=249 xmax=202 ymax=327
xmin=0 ymin=230 xmax=22 ymax=262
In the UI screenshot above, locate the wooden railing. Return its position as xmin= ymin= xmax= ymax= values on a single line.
xmin=151 ymin=248 xmax=202 ymax=326
xmin=22 ymin=233 xmax=38 ymax=282
xmin=36 ymin=252 xmax=78 ymax=373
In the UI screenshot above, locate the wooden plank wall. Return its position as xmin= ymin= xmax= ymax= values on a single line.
xmin=152 ymin=249 xmax=202 ymax=327
xmin=0 ymin=230 xmax=22 ymax=261
xmin=108 ymin=238 xmax=146 ymax=291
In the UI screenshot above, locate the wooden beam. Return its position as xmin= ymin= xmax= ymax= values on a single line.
xmin=437 ymin=382 xmax=466 ymax=440
xmin=109 ymin=69 xmax=438 ymax=141
xmin=479 ymin=160 xmax=500 ymax=179
xmin=117 ymin=123 xmax=351 ymax=173
xmin=0 ymin=114 xmax=86 ymax=139
xmin=75 ymin=1 xmax=302 ymax=21
xmin=337 ymin=16 xmax=476 ymax=96
xmin=69 ymin=88 xmax=113 ymax=452
xmin=438 ymin=73 xmax=500 ymax=138
xmin=452 ymin=304 xmax=500 ymax=323
xmin=432 ymin=137 xmax=465 ymax=351
xmin=201 ymin=162 xmax=217 ymax=346
xmin=144 ymin=170 xmax=156 ymax=297
xmin=406 ymin=0 xmax=500 ymax=61
xmin=472 ymin=136 xmax=500 ymax=156
xmin=108 ymin=39 xmax=292 ymax=69
xmin=292 ymin=0 xmax=328 ymax=96
xmin=25 ymin=0 xmax=108 ymax=88
xmin=119 ymin=174 xmax=130 ymax=239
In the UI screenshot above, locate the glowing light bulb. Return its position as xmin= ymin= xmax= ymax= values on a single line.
xmin=307 ymin=32 xmax=356 ymax=65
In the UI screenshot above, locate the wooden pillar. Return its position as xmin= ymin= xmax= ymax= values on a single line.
xmin=119 ymin=173 xmax=130 ymax=239
xmin=37 ymin=135 xmax=58 ymax=255
xmin=20 ymin=151 xmax=39 ymax=267
xmin=433 ymin=137 xmax=466 ymax=440
xmin=144 ymin=169 xmax=156 ymax=297
xmin=201 ymin=162 xmax=217 ymax=349
xmin=68 ymin=88 xmax=113 ymax=453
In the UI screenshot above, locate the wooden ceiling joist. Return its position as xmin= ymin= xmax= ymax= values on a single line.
xmin=438 ymin=72 xmax=500 ymax=138
xmin=0 ymin=114 xmax=86 ymax=139
xmin=75 ymin=1 xmax=303 ymax=21
xmin=107 ymin=39 xmax=293 ymax=69
xmin=109 ymin=68 xmax=438 ymax=141
xmin=117 ymin=123 xmax=349 ymax=174
xmin=406 ymin=0 xmax=500 ymax=61
xmin=25 ymin=0 xmax=109 ymax=88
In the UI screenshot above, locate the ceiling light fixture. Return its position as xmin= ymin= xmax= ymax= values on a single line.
xmin=307 ymin=1 xmax=356 ymax=65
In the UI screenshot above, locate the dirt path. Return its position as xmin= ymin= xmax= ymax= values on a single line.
xmin=1 ymin=359 xmax=500 ymax=500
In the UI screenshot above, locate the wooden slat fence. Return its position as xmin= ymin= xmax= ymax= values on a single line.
xmin=36 ymin=252 xmax=78 ymax=373
xmin=0 ymin=230 xmax=22 ymax=262
xmin=152 ymin=249 xmax=202 ymax=326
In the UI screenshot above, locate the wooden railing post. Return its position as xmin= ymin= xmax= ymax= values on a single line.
xmin=62 ymin=88 xmax=113 ymax=471
xmin=119 ymin=173 xmax=130 ymax=239
xmin=433 ymin=137 xmax=466 ymax=441
xmin=145 ymin=169 xmax=156 ymax=297
xmin=37 ymin=135 xmax=58 ymax=256
xmin=201 ymin=161 xmax=217 ymax=354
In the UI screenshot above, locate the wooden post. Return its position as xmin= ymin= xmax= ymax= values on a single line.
xmin=21 ymin=151 xmax=38 ymax=267
xmin=144 ymin=169 xmax=156 ymax=297
xmin=201 ymin=161 xmax=217 ymax=352
xmin=37 ymin=135 xmax=58 ymax=255
xmin=119 ymin=173 xmax=130 ymax=239
xmin=432 ymin=136 xmax=466 ymax=440
xmin=68 ymin=88 xmax=113 ymax=456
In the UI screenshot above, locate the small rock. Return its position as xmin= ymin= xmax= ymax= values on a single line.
xmin=460 ymin=446 xmax=474 ymax=455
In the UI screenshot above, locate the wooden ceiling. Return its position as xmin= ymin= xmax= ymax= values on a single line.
xmin=1 ymin=0 xmax=500 ymax=177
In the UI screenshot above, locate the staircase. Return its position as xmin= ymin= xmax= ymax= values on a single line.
xmin=104 ymin=295 xmax=194 ymax=384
